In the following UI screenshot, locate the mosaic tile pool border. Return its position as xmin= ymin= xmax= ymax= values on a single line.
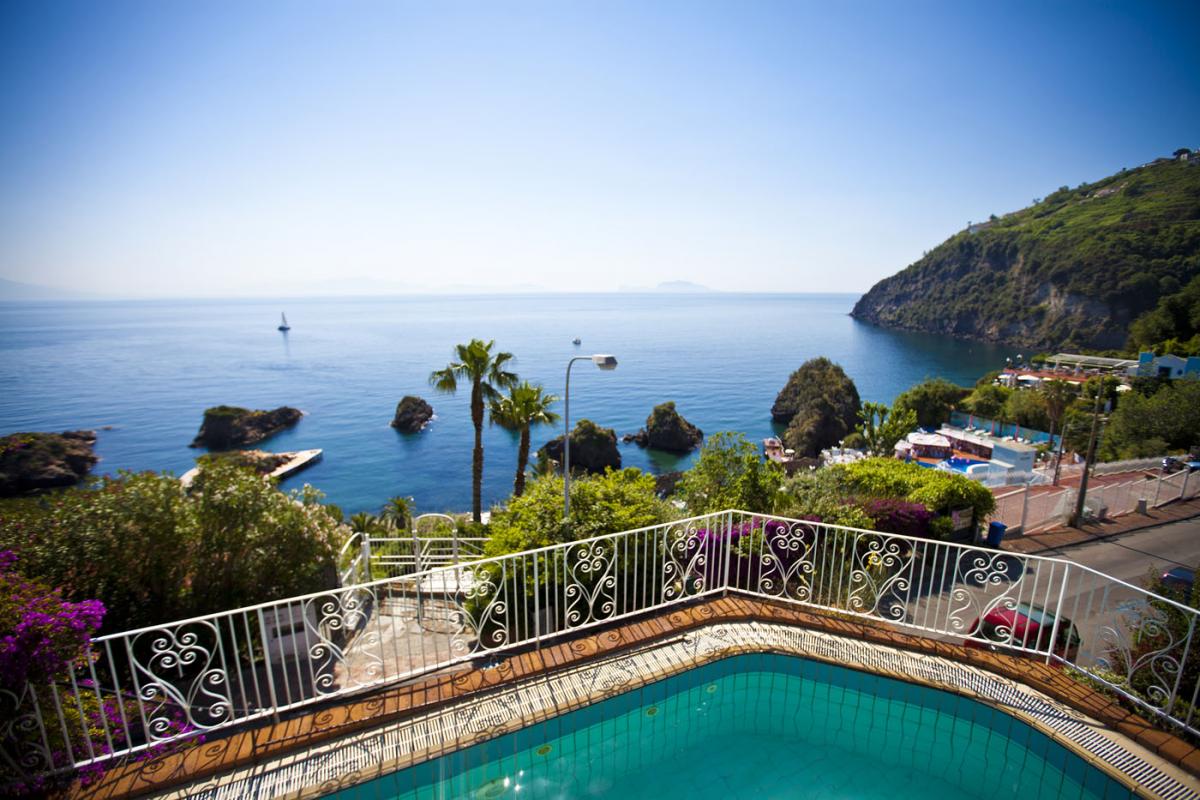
xmin=153 ymin=620 xmax=1200 ymax=800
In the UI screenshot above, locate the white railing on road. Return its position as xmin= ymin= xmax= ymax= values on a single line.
xmin=990 ymin=465 xmax=1197 ymax=534
xmin=5 ymin=510 xmax=1200 ymax=789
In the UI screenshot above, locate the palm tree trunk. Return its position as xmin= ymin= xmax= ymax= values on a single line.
xmin=514 ymin=427 xmax=530 ymax=496
xmin=471 ymin=381 xmax=484 ymax=523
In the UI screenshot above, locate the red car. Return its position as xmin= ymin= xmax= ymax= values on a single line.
xmin=965 ymin=603 xmax=1081 ymax=659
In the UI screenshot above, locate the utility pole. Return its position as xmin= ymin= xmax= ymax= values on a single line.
xmin=1071 ymin=385 xmax=1106 ymax=528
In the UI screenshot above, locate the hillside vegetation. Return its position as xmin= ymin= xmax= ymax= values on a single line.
xmin=852 ymin=155 xmax=1200 ymax=350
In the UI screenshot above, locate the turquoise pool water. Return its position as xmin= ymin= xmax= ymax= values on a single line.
xmin=329 ymin=654 xmax=1133 ymax=800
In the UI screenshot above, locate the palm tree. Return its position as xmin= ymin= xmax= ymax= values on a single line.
xmin=380 ymin=496 xmax=413 ymax=531
xmin=489 ymin=382 xmax=560 ymax=497
xmin=430 ymin=339 xmax=518 ymax=522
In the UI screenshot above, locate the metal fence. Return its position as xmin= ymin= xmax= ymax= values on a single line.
xmin=990 ymin=466 xmax=1198 ymax=535
xmin=5 ymin=509 xmax=1200 ymax=787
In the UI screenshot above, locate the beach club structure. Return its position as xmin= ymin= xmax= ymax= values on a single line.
xmin=895 ymin=424 xmax=1038 ymax=480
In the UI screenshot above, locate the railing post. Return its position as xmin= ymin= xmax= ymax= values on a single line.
xmin=533 ymin=554 xmax=541 ymax=648
xmin=256 ymin=608 xmax=282 ymax=724
xmin=722 ymin=511 xmax=735 ymax=594
xmin=411 ymin=524 xmax=424 ymax=626
xmin=1019 ymin=483 xmax=1030 ymax=534
xmin=360 ymin=532 xmax=372 ymax=583
xmin=1182 ymin=469 xmax=1191 ymax=501
xmin=1154 ymin=471 xmax=1163 ymax=507
xmin=1046 ymin=563 xmax=1069 ymax=664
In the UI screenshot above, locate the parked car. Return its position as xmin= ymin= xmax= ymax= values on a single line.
xmin=1163 ymin=457 xmax=1200 ymax=474
xmin=1160 ymin=566 xmax=1195 ymax=595
xmin=965 ymin=603 xmax=1081 ymax=659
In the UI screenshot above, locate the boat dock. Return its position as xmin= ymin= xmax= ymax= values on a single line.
xmin=181 ymin=449 xmax=323 ymax=487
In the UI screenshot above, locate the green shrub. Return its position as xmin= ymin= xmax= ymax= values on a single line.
xmin=677 ymin=432 xmax=784 ymax=514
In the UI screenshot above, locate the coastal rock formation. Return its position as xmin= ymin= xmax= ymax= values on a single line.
xmin=654 ymin=470 xmax=685 ymax=498
xmin=0 ymin=430 xmax=98 ymax=496
xmin=391 ymin=396 xmax=434 ymax=433
xmin=772 ymin=358 xmax=861 ymax=458
xmin=190 ymin=405 xmax=302 ymax=449
xmin=539 ymin=419 xmax=621 ymax=475
xmin=626 ymin=402 xmax=703 ymax=453
xmin=850 ymin=156 xmax=1200 ymax=350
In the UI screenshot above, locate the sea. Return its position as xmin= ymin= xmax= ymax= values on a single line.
xmin=0 ymin=293 xmax=1010 ymax=515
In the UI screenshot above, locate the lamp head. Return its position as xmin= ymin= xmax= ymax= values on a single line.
xmin=591 ymin=354 xmax=618 ymax=370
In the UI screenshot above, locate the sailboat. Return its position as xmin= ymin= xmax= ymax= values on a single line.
xmin=278 ymin=312 xmax=291 ymax=332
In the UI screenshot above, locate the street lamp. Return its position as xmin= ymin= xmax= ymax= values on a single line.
xmin=564 ymin=354 xmax=618 ymax=520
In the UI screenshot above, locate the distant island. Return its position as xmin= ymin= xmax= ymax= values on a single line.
xmin=852 ymin=150 xmax=1200 ymax=351
xmin=618 ymin=280 xmax=713 ymax=293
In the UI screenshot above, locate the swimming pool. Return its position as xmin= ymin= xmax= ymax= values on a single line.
xmin=327 ymin=653 xmax=1133 ymax=800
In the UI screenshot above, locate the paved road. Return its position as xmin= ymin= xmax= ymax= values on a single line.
xmin=899 ymin=518 xmax=1200 ymax=662
xmin=1032 ymin=515 xmax=1200 ymax=580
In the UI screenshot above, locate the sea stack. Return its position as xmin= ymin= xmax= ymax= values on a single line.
xmin=0 ymin=430 xmax=98 ymax=496
xmin=191 ymin=406 xmax=303 ymax=449
xmin=391 ymin=396 xmax=434 ymax=433
xmin=539 ymin=419 xmax=621 ymax=475
xmin=627 ymin=401 xmax=703 ymax=453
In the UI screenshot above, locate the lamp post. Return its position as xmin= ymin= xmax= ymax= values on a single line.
xmin=563 ymin=354 xmax=618 ymax=520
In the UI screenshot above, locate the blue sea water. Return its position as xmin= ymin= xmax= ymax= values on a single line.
xmin=330 ymin=653 xmax=1130 ymax=800
xmin=0 ymin=293 xmax=1008 ymax=514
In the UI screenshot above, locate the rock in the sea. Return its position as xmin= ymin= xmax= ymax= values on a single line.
xmin=654 ymin=470 xmax=685 ymax=498
xmin=0 ymin=430 xmax=98 ymax=496
xmin=391 ymin=396 xmax=434 ymax=433
xmin=629 ymin=402 xmax=703 ymax=453
xmin=191 ymin=406 xmax=303 ymax=449
xmin=539 ymin=419 xmax=621 ymax=475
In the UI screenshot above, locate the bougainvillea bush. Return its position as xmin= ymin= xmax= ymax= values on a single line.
xmin=859 ymin=498 xmax=934 ymax=539
xmin=1 ymin=549 xmax=106 ymax=794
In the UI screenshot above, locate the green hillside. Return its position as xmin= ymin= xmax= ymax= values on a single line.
xmin=851 ymin=153 xmax=1200 ymax=351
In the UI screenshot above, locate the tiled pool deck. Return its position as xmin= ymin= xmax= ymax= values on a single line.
xmin=74 ymin=596 xmax=1200 ymax=799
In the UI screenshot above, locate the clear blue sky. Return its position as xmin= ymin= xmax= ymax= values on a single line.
xmin=1 ymin=0 xmax=1197 ymax=297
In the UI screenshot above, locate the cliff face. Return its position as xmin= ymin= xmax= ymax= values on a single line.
xmin=852 ymin=157 xmax=1200 ymax=351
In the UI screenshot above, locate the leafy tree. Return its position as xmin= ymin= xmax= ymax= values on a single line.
xmin=776 ymin=470 xmax=873 ymax=528
xmin=1002 ymin=389 xmax=1049 ymax=430
xmin=489 ymin=381 xmax=560 ymax=497
xmin=855 ymin=401 xmax=917 ymax=455
xmin=1041 ymin=379 xmax=1075 ymax=442
xmin=963 ymin=383 xmax=1011 ymax=419
xmin=485 ymin=468 xmax=673 ymax=555
xmin=772 ymin=358 xmax=861 ymax=457
xmin=892 ymin=378 xmax=969 ymax=428
xmin=1098 ymin=380 xmax=1200 ymax=460
xmin=430 ymin=339 xmax=518 ymax=522
xmin=677 ymin=432 xmax=784 ymax=514
xmin=1128 ymin=273 xmax=1200 ymax=355
xmin=0 ymin=462 xmax=345 ymax=631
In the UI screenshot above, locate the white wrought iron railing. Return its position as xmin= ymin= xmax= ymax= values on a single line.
xmin=4 ymin=510 xmax=1200 ymax=788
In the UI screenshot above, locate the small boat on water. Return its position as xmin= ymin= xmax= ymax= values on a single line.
xmin=278 ymin=312 xmax=291 ymax=332
xmin=572 ymin=337 xmax=581 ymax=346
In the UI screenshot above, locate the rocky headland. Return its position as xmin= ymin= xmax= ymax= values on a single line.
xmin=850 ymin=156 xmax=1200 ymax=350
xmin=391 ymin=396 xmax=434 ymax=433
xmin=0 ymin=430 xmax=98 ymax=496
xmin=539 ymin=419 xmax=621 ymax=475
xmin=623 ymin=402 xmax=703 ymax=453
xmin=191 ymin=406 xmax=303 ymax=449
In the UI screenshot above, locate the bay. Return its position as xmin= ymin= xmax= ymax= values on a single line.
xmin=0 ymin=293 xmax=1008 ymax=514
